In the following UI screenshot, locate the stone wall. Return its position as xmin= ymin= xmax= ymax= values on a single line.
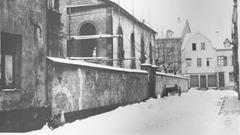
xmin=47 ymin=57 xmax=149 ymax=116
xmin=155 ymin=72 xmax=189 ymax=97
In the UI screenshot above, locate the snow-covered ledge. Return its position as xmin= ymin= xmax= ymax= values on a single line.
xmin=47 ymin=57 xmax=148 ymax=74
xmin=156 ymin=72 xmax=188 ymax=80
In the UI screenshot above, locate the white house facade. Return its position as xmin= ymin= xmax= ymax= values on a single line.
xmin=181 ymin=33 xmax=234 ymax=89
xmin=216 ymin=46 xmax=234 ymax=89
xmin=181 ymin=32 xmax=217 ymax=89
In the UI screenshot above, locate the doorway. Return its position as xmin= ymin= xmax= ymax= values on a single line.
xmin=218 ymin=72 xmax=225 ymax=87
xmin=200 ymin=75 xmax=207 ymax=88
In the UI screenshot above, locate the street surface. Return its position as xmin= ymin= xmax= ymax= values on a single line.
xmin=4 ymin=89 xmax=240 ymax=135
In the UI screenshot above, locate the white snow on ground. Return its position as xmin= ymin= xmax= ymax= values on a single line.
xmin=3 ymin=89 xmax=240 ymax=135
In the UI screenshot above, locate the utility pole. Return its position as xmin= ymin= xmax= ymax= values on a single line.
xmin=232 ymin=0 xmax=239 ymax=100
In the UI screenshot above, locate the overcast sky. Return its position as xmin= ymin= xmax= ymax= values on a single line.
xmin=111 ymin=0 xmax=233 ymax=47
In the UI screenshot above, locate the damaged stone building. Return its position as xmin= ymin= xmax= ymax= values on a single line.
xmin=59 ymin=0 xmax=157 ymax=69
xmin=0 ymin=0 xmax=61 ymax=131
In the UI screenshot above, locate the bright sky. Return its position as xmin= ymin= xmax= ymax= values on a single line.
xmin=111 ymin=0 xmax=233 ymax=47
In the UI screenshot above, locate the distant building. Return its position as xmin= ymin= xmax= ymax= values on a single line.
xmin=181 ymin=33 xmax=234 ymax=89
xmin=59 ymin=0 xmax=157 ymax=69
xmin=181 ymin=32 xmax=217 ymax=89
xmin=155 ymin=20 xmax=191 ymax=74
xmin=216 ymin=39 xmax=234 ymax=89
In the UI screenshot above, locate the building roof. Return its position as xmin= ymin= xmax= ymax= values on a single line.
xmin=156 ymin=38 xmax=182 ymax=44
xmin=158 ymin=20 xmax=191 ymax=39
xmin=216 ymin=48 xmax=232 ymax=51
xmin=68 ymin=0 xmax=157 ymax=34
xmin=181 ymin=20 xmax=191 ymax=39
xmin=100 ymin=0 xmax=157 ymax=34
xmin=181 ymin=32 xmax=216 ymax=50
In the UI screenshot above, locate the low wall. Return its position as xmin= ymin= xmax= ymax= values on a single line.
xmin=155 ymin=72 xmax=189 ymax=97
xmin=47 ymin=57 xmax=189 ymax=126
xmin=47 ymin=57 xmax=149 ymax=116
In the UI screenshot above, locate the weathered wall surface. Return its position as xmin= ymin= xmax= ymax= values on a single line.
xmin=47 ymin=58 xmax=149 ymax=115
xmin=58 ymin=0 xmax=156 ymax=68
xmin=0 ymin=0 xmax=47 ymax=111
xmin=155 ymin=72 xmax=189 ymax=97
xmin=112 ymin=8 xmax=156 ymax=69
xmin=59 ymin=0 xmax=110 ymax=61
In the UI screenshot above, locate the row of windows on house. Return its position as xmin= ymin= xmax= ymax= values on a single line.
xmin=186 ymin=56 xmax=231 ymax=67
xmin=192 ymin=42 xmax=206 ymax=51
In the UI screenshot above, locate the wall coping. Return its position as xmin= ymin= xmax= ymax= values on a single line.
xmin=47 ymin=57 xmax=148 ymax=74
xmin=156 ymin=72 xmax=188 ymax=80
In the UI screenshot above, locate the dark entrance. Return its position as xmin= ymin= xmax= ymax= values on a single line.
xmin=208 ymin=74 xmax=217 ymax=87
xmin=190 ymin=75 xmax=199 ymax=87
xmin=200 ymin=75 xmax=207 ymax=88
xmin=79 ymin=23 xmax=97 ymax=57
xmin=218 ymin=72 xmax=225 ymax=87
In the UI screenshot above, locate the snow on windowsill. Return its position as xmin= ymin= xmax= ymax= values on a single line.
xmin=47 ymin=57 xmax=148 ymax=74
xmin=1 ymin=88 xmax=21 ymax=92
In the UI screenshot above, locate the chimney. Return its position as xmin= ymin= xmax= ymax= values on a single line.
xmin=166 ymin=29 xmax=174 ymax=38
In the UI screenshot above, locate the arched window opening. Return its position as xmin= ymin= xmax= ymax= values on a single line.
xmin=130 ymin=33 xmax=136 ymax=69
xmin=117 ymin=26 xmax=124 ymax=67
xmin=149 ymin=42 xmax=153 ymax=65
xmin=140 ymin=37 xmax=146 ymax=64
xmin=79 ymin=23 xmax=97 ymax=57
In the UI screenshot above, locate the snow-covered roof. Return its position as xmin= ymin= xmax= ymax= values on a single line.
xmin=47 ymin=57 xmax=148 ymax=74
xmin=181 ymin=32 xmax=216 ymax=51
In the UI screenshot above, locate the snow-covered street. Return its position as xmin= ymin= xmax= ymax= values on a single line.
xmin=15 ymin=90 xmax=240 ymax=135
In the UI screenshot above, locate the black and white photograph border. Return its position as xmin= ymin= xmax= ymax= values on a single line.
xmin=0 ymin=0 xmax=240 ymax=134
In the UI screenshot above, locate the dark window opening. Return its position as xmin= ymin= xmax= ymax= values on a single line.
xmin=149 ymin=43 xmax=153 ymax=65
xmin=207 ymin=60 xmax=209 ymax=66
xmin=79 ymin=23 xmax=97 ymax=57
xmin=117 ymin=26 xmax=124 ymax=67
xmin=186 ymin=58 xmax=192 ymax=67
xmin=229 ymin=72 xmax=234 ymax=82
xmin=140 ymin=37 xmax=146 ymax=63
xmin=223 ymin=56 xmax=227 ymax=66
xmin=218 ymin=56 xmax=227 ymax=67
xmin=1 ymin=32 xmax=22 ymax=89
xmin=130 ymin=33 xmax=136 ymax=69
xmin=197 ymin=58 xmax=202 ymax=67
xmin=206 ymin=58 xmax=212 ymax=67
xmin=201 ymin=42 xmax=205 ymax=50
xmin=192 ymin=43 xmax=196 ymax=51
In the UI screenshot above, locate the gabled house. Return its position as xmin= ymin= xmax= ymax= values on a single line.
xmin=181 ymin=32 xmax=217 ymax=89
xmin=181 ymin=33 xmax=234 ymax=89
